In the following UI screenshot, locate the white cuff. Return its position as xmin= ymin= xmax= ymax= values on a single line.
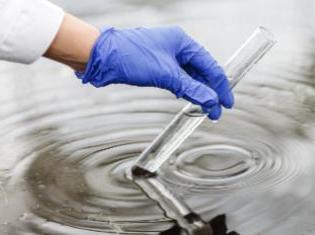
xmin=0 ymin=0 xmax=65 ymax=64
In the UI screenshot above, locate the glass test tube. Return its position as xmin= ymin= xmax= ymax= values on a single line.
xmin=132 ymin=26 xmax=276 ymax=175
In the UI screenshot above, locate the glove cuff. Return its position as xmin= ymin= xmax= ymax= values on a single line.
xmin=75 ymin=26 xmax=114 ymax=85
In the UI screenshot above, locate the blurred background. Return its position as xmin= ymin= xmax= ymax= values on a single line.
xmin=0 ymin=0 xmax=315 ymax=234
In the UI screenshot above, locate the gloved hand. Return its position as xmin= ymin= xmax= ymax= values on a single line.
xmin=76 ymin=26 xmax=234 ymax=120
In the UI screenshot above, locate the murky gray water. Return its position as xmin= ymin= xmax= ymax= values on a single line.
xmin=1 ymin=0 xmax=315 ymax=234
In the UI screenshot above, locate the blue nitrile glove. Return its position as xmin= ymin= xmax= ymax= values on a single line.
xmin=76 ymin=26 xmax=234 ymax=120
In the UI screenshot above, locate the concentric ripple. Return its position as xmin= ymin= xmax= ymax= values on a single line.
xmin=161 ymin=129 xmax=313 ymax=193
xmin=0 ymin=89 xmax=313 ymax=235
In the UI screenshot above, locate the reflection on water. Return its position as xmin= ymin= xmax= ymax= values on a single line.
xmin=1 ymin=0 xmax=315 ymax=234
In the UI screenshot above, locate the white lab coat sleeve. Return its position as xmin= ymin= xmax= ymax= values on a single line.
xmin=0 ymin=0 xmax=64 ymax=64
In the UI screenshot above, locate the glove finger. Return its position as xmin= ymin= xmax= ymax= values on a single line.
xmin=204 ymin=104 xmax=222 ymax=120
xmin=174 ymin=70 xmax=219 ymax=109
xmin=178 ymin=37 xmax=223 ymax=83
xmin=188 ymin=48 xmax=234 ymax=108
xmin=178 ymin=37 xmax=234 ymax=108
xmin=174 ymin=31 xmax=233 ymax=109
xmin=181 ymin=43 xmax=224 ymax=84
xmin=215 ymin=75 xmax=234 ymax=109
xmin=183 ymin=64 xmax=234 ymax=109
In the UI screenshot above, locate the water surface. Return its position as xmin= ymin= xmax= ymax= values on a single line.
xmin=1 ymin=0 xmax=315 ymax=234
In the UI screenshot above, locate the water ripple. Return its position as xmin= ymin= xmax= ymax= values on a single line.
xmin=1 ymin=0 xmax=315 ymax=234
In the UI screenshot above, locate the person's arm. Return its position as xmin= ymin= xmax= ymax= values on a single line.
xmin=0 ymin=0 xmax=98 ymax=71
xmin=44 ymin=13 xmax=99 ymax=71
xmin=0 ymin=0 xmax=234 ymax=120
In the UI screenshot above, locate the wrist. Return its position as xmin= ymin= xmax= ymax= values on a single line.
xmin=44 ymin=13 xmax=100 ymax=71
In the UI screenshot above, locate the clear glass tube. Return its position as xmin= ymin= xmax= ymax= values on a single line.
xmin=132 ymin=26 xmax=276 ymax=175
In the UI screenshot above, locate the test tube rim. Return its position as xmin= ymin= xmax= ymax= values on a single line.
xmin=225 ymin=26 xmax=276 ymax=68
xmin=257 ymin=26 xmax=277 ymax=43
